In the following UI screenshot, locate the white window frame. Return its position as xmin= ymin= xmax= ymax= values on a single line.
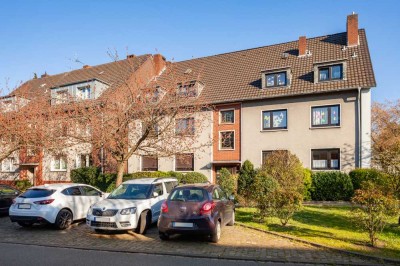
xmin=1 ymin=157 xmax=17 ymax=172
xmin=75 ymin=154 xmax=91 ymax=169
xmin=76 ymin=85 xmax=91 ymax=100
xmin=175 ymin=117 xmax=195 ymax=135
xmin=219 ymin=108 xmax=235 ymax=124
xmin=51 ymin=155 xmax=67 ymax=172
xmin=219 ymin=130 xmax=235 ymax=151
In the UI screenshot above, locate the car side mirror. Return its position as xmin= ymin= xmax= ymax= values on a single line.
xmin=15 ymin=191 xmax=19 ymax=195
xmin=153 ymin=192 xmax=159 ymax=198
xmin=229 ymin=195 xmax=235 ymax=201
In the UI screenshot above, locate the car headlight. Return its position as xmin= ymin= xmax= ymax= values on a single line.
xmin=87 ymin=206 xmax=93 ymax=216
xmin=120 ymin=207 xmax=137 ymax=215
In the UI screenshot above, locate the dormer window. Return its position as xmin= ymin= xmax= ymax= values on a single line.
xmin=314 ymin=60 xmax=347 ymax=84
xmin=261 ymin=67 xmax=291 ymax=89
xmin=76 ymin=85 xmax=91 ymax=100
xmin=318 ymin=64 xmax=343 ymax=82
xmin=266 ymin=72 xmax=287 ymax=87
xmin=176 ymin=80 xmax=204 ymax=98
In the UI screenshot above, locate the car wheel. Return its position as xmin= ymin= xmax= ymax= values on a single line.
xmin=159 ymin=232 xmax=170 ymax=241
xmin=211 ymin=220 xmax=221 ymax=243
xmin=55 ymin=209 xmax=73 ymax=230
xmin=17 ymin=221 xmax=33 ymax=228
xmin=135 ymin=210 xmax=150 ymax=235
xmin=227 ymin=211 xmax=235 ymax=226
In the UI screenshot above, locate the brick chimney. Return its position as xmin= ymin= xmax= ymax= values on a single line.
xmin=41 ymin=72 xmax=49 ymax=78
xmin=298 ymin=36 xmax=307 ymax=57
xmin=347 ymin=12 xmax=359 ymax=47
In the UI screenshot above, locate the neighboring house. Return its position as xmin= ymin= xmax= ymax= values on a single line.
xmin=0 ymin=13 xmax=375 ymax=184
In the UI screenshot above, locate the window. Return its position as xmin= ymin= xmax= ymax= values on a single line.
xmin=265 ymin=72 xmax=287 ymax=87
xmin=312 ymin=105 xmax=340 ymax=127
xmin=177 ymin=81 xmax=197 ymax=97
xmin=262 ymin=109 xmax=287 ymax=130
xmin=62 ymin=187 xmax=82 ymax=196
xmin=212 ymin=189 xmax=220 ymax=200
xmin=318 ymin=64 xmax=343 ymax=81
xmin=262 ymin=150 xmax=288 ymax=166
xmin=142 ymin=122 xmax=159 ymax=137
xmin=81 ymin=186 xmax=101 ymax=196
xmin=0 ymin=185 xmax=18 ymax=195
xmin=164 ymin=181 xmax=178 ymax=193
xmin=153 ymin=183 xmax=164 ymax=196
xmin=141 ymin=156 xmax=158 ymax=171
xmin=76 ymin=154 xmax=92 ymax=168
xmin=76 ymin=85 xmax=91 ymax=100
xmin=1 ymin=157 xmax=17 ymax=172
xmin=175 ymin=153 xmax=194 ymax=171
xmin=312 ymin=149 xmax=340 ymax=170
xmin=20 ymin=189 xmax=56 ymax=198
xmin=170 ymin=188 xmax=206 ymax=202
xmin=217 ymin=188 xmax=228 ymax=200
xmin=220 ymin=110 xmax=234 ymax=124
xmin=175 ymin=118 xmax=195 ymax=135
xmin=55 ymin=90 xmax=69 ymax=104
xmin=220 ymin=131 xmax=235 ymax=150
xmin=51 ymin=155 xmax=67 ymax=171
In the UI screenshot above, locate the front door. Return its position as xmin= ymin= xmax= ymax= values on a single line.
xmin=26 ymin=168 xmax=35 ymax=186
xmin=214 ymin=165 xmax=239 ymax=181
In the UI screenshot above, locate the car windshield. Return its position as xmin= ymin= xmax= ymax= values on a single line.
xmin=108 ymin=184 xmax=151 ymax=200
xmin=20 ymin=189 xmax=55 ymax=198
xmin=169 ymin=188 xmax=206 ymax=202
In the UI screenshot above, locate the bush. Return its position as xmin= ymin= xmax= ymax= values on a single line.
xmin=352 ymin=181 xmax=399 ymax=247
xmin=217 ymin=168 xmax=237 ymax=196
xmin=250 ymin=171 xmax=278 ymax=221
xmin=311 ymin=171 xmax=354 ymax=201
xmin=180 ymin=172 xmax=208 ymax=184
xmin=238 ymin=160 xmax=256 ymax=196
xmin=303 ymin=168 xmax=312 ymax=201
xmin=14 ymin=180 xmax=32 ymax=191
xmin=71 ymin=166 xmax=101 ymax=186
xmin=349 ymin=168 xmax=385 ymax=191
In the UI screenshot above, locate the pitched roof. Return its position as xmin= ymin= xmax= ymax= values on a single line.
xmin=12 ymin=54 xmax=151 ymax=100
xmin=167 ymin=29 xmax=375 ymax=104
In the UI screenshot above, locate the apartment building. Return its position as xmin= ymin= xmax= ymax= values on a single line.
xmin=0 ymin=13 xmax=375 ymax=184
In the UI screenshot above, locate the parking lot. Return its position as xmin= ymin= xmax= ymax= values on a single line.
xmin=0 ymin=215 xmax=390 ymax=265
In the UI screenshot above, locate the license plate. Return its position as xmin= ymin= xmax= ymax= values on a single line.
xmin=18 ymin=204 xmax=31 ymax=209
xmin=173 ymin=222 xmax=193 ymax=228
xmin=94 ymin=217 xmax=110 ymax=222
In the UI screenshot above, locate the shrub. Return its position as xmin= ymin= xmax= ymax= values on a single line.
xmin=180 ymin=172 xmax=208 ymax=184
xmin=303 ymin=168 xmax=312 ymax=201
xmin=349 ymin=168 xmax=384 ymax=191
xmin=352 ymin=181 xmax=399 ymax=247
xmin=250 ymin=171 xmax=278 ymax=221
xmin=217 ymin=168 xmax=237 ymax=196
xmin=14 ymin=180 xmax=32 ymax=191
xmin=258 ymin=151 xmax=305 ymax=225
xmin=71 ymin=166 xmax=100 ymax=186
xmin=311 ymin=171 xmax=354 ymax=201
xmin=238 ymin=160 xmax=256 ymax=196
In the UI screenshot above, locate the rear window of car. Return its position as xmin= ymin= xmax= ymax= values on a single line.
xmin=20 ymin=189 xmax=55 ymax=198
xmin=0 ymin=186 xmax=17 ymax=195
xmin=169 ymin=188 xmax=207 ymax=202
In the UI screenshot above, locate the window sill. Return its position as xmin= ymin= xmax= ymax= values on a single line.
xmin=175 ymin=170 xmax=194 ymax=172
xmin=50 ymin=170 xmax=67 ymax=172
xmin=315 ymin=78 xmax=346 ymax=84
xmin=219 ymin=122 xmax=235 ymax=125
xmin=310 ymin=126 xmax=341 ymax=130
xmin=0 ymin=171 xmax=16 ymax=173
xmin=262 ymin=85 xmax=290 ymax=90
xmin=260 ymin=129 xmax=288 ymax=132
xmin=219 ymin=148 xmax=235 ymax=151
xmin=311 ymin=169 xmax=341 ymax=171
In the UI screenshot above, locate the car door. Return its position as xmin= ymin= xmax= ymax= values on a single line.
xmin=150 ymin=183 xmax=164 ymax=223
xmin=212 ymin=188 xmax=224 ymax=222
xmin=80 ymin=186 xmax=103 ymax=214
xmin=62 ymin=186 xmax=85 ymax=220
xmin=217 ymin=187 xmax=234 ymax=225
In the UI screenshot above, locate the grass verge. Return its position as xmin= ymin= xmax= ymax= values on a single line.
xmin=236 ymin=206 xmax=400 ymax=260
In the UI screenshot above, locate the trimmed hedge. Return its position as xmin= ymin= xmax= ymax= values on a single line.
xmin=349 ymin=168 xmax=384 ymax=191
xmin=71 ymin=167 xmax=208 ymax=192
xmin=303 ymin=168 xmax=312 ymax=201
xmin=311 ymin=171 xmax=354 ymax=201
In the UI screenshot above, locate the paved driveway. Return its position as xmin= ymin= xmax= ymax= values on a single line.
xmin=0 ymin=215 xmax=388 ymax=265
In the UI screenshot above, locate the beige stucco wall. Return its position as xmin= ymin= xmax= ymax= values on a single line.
xmin=241 ymin=91 xmax=359 ymax=172
xmin=128 ymin=110 xmax=214 ymax=181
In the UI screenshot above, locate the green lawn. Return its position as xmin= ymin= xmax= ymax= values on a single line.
xmin=236 ymin=206 xmax=400 ymax=260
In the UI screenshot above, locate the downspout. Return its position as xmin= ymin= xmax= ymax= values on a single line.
xmin=357 ymin=87 xmax=362 ymax=168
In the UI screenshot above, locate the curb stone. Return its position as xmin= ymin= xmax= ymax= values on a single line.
xmin=0 ymin=240 xmax=382 ymax=266
xmin=236 ymin=222 xmax=400 ymax=266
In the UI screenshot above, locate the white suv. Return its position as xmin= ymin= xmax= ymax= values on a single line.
xmin=86 ymin=178 xmax=178 ymax=234
xmin=10 ymin=183 xmax=105 ymax=229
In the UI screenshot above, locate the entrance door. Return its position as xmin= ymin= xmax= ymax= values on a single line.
xmin=26 ymin=168 xmax=35 ymax=186
xmin=214 ymin=165 xmax=239 ymax=181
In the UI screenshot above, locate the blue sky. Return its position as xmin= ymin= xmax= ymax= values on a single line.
xmin=0 ymin=0 xmax=399 ymax=102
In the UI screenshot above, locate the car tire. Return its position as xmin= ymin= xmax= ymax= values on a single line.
xmin=210 ymin=220 xmax=221 ymax=243
xmin=159 ymin=232 xmax=169 ymax=241
xmin=17 ymin=221 xmax=33 ymax=228
xmin=55 ymin=209 xmax=73 ymax=230
xmin=227 ymin=211 xmax=235 ymax=226
xmin=135 ymin=210 xmax=150 ymax=235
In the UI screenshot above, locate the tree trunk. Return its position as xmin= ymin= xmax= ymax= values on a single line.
xmin=116 ymin=161 xmax=126 ymax=187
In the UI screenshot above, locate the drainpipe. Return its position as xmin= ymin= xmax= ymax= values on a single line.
xmin=357 ymin=87 xmax=362 ymax=168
